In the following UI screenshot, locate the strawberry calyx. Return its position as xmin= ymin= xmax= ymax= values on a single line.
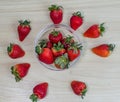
xmin=73 ymin=11 xmax=84 ymax=18
xmin=64 ymin=35 xmax=74 ymax=43
xmin=81 ymin=88 xmax=87 ymax=99
xmin=7 ymin=43 xmax=13 ymax=53
xmin=11 ymin=66 xmax=21 ymax=82
xmin=68 ymin=42 xmax=82 ymax=54
xmin=19 ymin=20 xmax=31 ymax=26
xmin=51 ymin=29 xmax=60 ymax=36
xmin=108 ymin=44 xmax=115 ymax=52
xmin=53 ymin=42 xmax=64 ymax=51
xmin=99 ymin=23 xmax=105 ymax=36
xmin=54 ymin=54 xmax=69 ymax=69
xmin=30 ymin=94 xmax=38 ymax=102
xmin=48 ymin=4 xmax=63 ymax=11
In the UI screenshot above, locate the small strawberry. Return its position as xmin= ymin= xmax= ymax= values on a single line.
xmin=61 ymin=35 xmax=74 ymax=49
xmin=92 ymin=44 xmax=115 ymax=57
xmin=71 ymin=80 xmax=87 ymax=99
xmin=11 ymin=63 xmax=30 ymax=82
xmin=52 ymin=42 xmax=66 ymax=57
xmin=35 ymin=42 xmax=54 ymax=64
xmin=46 ymin=41 xmax=53 ymax=48
xmin=83 ymin=23 xmax=105 ymax=38
xmin=18 ymin=20 xmax=31 ymax=41
xmin=7 ymin=43 xmax=25 ymax=59
xmin=54 ymin=54 xmax=69 ymax=69
xmin=70 ymin=11 xmax=83 ymax=30
xmin=49 ymin=30 xmax=63 ymax=43
xmin=30 ymin=82 xmax=48 ymax=102
xmin=48 ymin=4 xmax=63 ymax=24
xmin=67 ymin=42 xmax=82 ymax=61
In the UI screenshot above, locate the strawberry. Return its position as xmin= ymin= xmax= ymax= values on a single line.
xmin=49 ymin=30 xmax=63 ymax=43
xmin=52 ymin=42 xmax=66 ymax=57
xmin=92 ymin=44 xmax=115 ymax=57
xmin=35 ymin=43 xmax=54 ymax=64
xmin=67 ymin=42 xmax=82 ymax=61
xmin=18 ymin=20 xmax=31 ymax=41
xmin=30 ymin=82 xmax=48 ymax=102
xmin=11 ymin=63 xmax=30 ymax=82
xmin=48 ymin=4 xmax=63 ymax=24
xmin=83 ymin=23 xmax=105 ymax=38
xmin=71 ymin=80 xmax=87 ymax=99
xmin=61 ymin=35 xmax=74 ymax=49
xmin=70 ymin=11 xmax=83 ymax=30
xmin=7 ymin=43 xmax=25 ymax=59
xmin=54 ymin=54 xmax=69 ymax=69
xmin=46 ymin=41 xmax=53 ymax=48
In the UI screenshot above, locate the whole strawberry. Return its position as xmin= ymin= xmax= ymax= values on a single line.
xmin=30 ymin=82 xmax=48 ymax=102
xmin=83 ymin=23 xmax=105 ymax=38
xmin=35 ymin=40 xmax=54 ymax=64
xmin=71 ymin=80 xmax=87 ymax=99
xmin=18 ymin=20 xmax=31 ymax=41
xmin=7 ymin=43 xmax=25 ymax=59
xmin=48 ymin=4 xmax=63 ymax=24
xmin=92 ymin=44 xmax=115 ymax=57
xmin=67 ymin=42 xmax=82 ymax=61
xmin=54 ymin=54 xmax=69 ymax=69
xmin=70 ymin=11 xmax=83 ymax=30
xmin=49 ymin=30 xmax=63 ymax=43
xmin=11 ymin=63 xmax=30 ymax=82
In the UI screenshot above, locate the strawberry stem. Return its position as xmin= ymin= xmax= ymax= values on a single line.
xmin=7 ymin=43 xmax=12 ymax=52
xmin=30 ymin=94 xmax=38 ymax=102
xmin=51 ymin=29 xmax=59 ymax=36
xmin=19 ymin=20 xmax=31 ymax=26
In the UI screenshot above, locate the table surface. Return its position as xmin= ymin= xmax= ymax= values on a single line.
xmin=0 ymin=0 xmax=120 ymax=102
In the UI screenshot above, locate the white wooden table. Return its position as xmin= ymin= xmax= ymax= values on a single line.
xmin=0 ymin=0 xmax=120 ymax=102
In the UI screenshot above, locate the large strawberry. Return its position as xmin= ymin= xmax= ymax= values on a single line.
xmin=7 ymin=43 xmax=25 ymax=59
xmin=61 ymin=35 xmax=74 ymax=49
xmin=30 ymin=82 xmax=48 ymax=102
xmin=35 ymin=42 xmax=54 ymax=64
xmin=67 ymin=42 xmax=82 ymax=61
xmin=11 ymin=63 xmax=30 ymax=82
xmin=92 ymin=44 xmax=115 ymax=57
xmin=49 ymin=30 xmax=63 ymax=43
xmin=83 ymin=23 xmax=105 ymax=38
xmin=48 ymin=4 xmax=63 ymax=24
xmin=71 ymin=80 xmax=87 ymax=99
xmin=52 ymin=42 xmax=66 ymax=57
xmin=18 ymin=20 xmax=31 ymax=41
xmin=70 ymin=11 xmax=83 ymax=30
xmin=54 ymin=54 xmax=69 ymax=69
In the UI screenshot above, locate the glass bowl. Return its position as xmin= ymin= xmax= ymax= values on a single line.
xmin=34 ymin=24 xmax=85 ymax=71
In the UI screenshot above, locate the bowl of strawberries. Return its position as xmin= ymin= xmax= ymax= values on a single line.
xmin=35 ymin=24 xmax=85 ymax=71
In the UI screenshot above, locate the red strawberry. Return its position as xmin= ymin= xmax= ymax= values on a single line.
xmin=30 ymin=82 xmax=48 ymax=102
xmin=46 ymin=41 xmax=53 ymax=48
xmin=35 ymin=46 xmax=54 ymax=64
xmin=52 ymin=42 xmax=66 ymax=57
xmin=11 ymin=63 xmax=30 ymax=82
xmin=18 ymin=20 xmax=31 ymax=41
xmin=70 ymin=11 xmax=83 ymax=30
xmin=54 ymin=54 xmax=69 ymax=69
xmin=71 ymin=80 xmax=87 ymax=99
xmin=48 ymin=4 xmax=63 ymax=24
xmin=67 ymin=43 xmax=82 ymax=61
xmin=92 ymin=44 xmax=115 ymax=57
xmin=7 ymin=43 xmax=25 ymax=59
xmin=49 ymin=30 xmax=63 ymax=43
xmin=83 ymin=23 xmax=105 ymax=38
xmin=61 ymin=35 xmax=74 ymax=49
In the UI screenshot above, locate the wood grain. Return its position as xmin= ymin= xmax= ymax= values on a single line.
xmin=0 ymin=0 xmax=120 ymax=102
